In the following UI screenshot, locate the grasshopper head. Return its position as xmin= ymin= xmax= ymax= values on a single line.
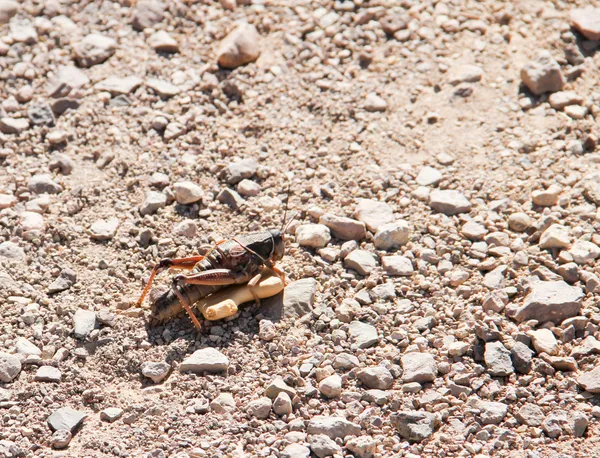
xmin=268 ymin=228 xmax=285 ymax=261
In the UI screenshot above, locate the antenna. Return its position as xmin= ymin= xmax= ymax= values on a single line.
xmin=280 ymin=173 xmax=293 ymax=232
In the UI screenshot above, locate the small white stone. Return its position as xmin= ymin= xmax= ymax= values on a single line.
xmin=416 ymin=166 xmax=443 ymax=186
xmin=295 ymin=224 xmax=331 ymax=248
xmin=532 ymin=185 xmax=560 ymax=207
xmin=237 ymin=179 xmax=261 ymax=197
xmin=364 ymin=92 xmax=387 ymax=112
xmin=318 ymin=374 xmax=342 ymax=398
xmin=344 ymin=250 xmax=378 ymax=275
xmin=373 ymin=221 xmax=410 ymax=250
xmin=564 ymin=105 xmax=588 ymax=119
xmin=174 ymin=181 xmax=203 ymax=204
xmin=90 ymin=218 xmax=119 ymax=240
xmin=529 ymin=329 xmax=558 ymax=355
xmin=382 ymin=256 xmax=413 ymax=276
xmin=539 ymin=224 xmax=570 ymax=249
xmin=141 ymin=361 xmax=171 ymax=383
xmin=569 ymin=241 xmax=600 ymax=264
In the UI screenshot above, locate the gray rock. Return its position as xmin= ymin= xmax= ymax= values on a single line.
xmin=578 ymin=365 xmax=600 ymax=393
xmin=47 ymin=66 xmax=90 ymax=98
xmin=148 ymin=30 xmax=178 ymax=53
xmin=373 ymin=220 xmax=410 ymax=250
xmin=461 ymin=221 xmax=487 ymax=240
xmin=15 ymin=337 xmax=41 ymax=356
xmin=511 ymin=341 xmax=533 ymax=374
xmin=344 ymin=250 xmax=378 ymax=275
xmin=401 ymin=353 xmax=437 ymax=383
xmin=319 ymin=214 xmax=366 ymax=240
xmin=364 ymin=92 xmax=387 ymax=112
xmin=179 ymin=348 xmax=229 ymax=373
xmin=308 ymin=434 xmax=341 ymax=458
xmin=416 ymin=166 xmax=443 ymax=186
xmin=429 ymin=190 xmax=471 ymax=215
xmin=506 ymin=281 xmax=584 ymax=323
xmin=307 ymin=416 xmax=361 ymax=439
xmin=382 ymin=255 xmax=413 ymax=276
xmin=73 ymin=309 xmax=96 ymax=339
xmin=353 ymin=199 xmax=394 ymax=232
xmin=140 ymin=191 xmax=167 ymax=216
xmin=210 ymin=393 xmax=235 ymax=413
xmin=283 ymin=278 xmax=316 ymax=318
xmin=73 ymin=33 xmax=117 ymax=67
xmin=570 ymin=412 xmax=588 ymax=437
xmin=217 ymin=23 xmax=261 ymax=69
xmin=348 ymin=321 xmax=380 ymax=349
xmin=346 ymin=436 xmax=377 ymax=458
xmin=280 ymin=443 xmax=310 ymax=458
xmin=174 ymin=181 xmax=203 ymax=204
xmin=392 ymin=411 xmax=440 ymax=442
xmin=447 ymin=64 xmax=483 ymax=85
xmin=357 ymin=366 xmax=393 ymax=389
xmin=89 ymin=218 xmax=119 ymax=241
xmin=164 ymin=122 xmax=185 ymax=140
xmin=10 ymin=18 xmax=37 ymax=43
xmin=484 ymin=341 xmax=514 ymax=376
xmin=475 ymin=400 xmax=508 ymax=425
xmin=47 ymin=407 xmax=87 ymax=432
xmin=237 ymin=179 xmax=261 ymax=197
xmin=548 ymin=91 xmax=584 ymax=110
xmin=569 ymin=241 xmax=600 ymax=265
xmin=35 ymin=366 xmax=62 ymax=383
xmin=132 ymin=0 xmax=166 ymax=31
xmin=0 ymin=117 xmax=29 ymax=134
xmin=0 ymin=440 xmax=23 ymax=457
xmin=539 ymin=224 xmax=570 ymax=249
xmin=51 ymin=430 xmax=72 ymax=449
xmin=246 ymin=397 xmax=272 ymax=419
xmin=0 ymin=0 xmax=18 ymax=24
xmin=530 ymin=328 xmax=558 ymax=355
xmin=95 ymin=76 xmax=143 ymax=95
xmin=570 ymin=7 xmax=600 ymax=41
xmin=0 ymin=352 xmax=21 ymax=382
xmin=295 ymin=224 xmax=331 ymax=248
xmin=265 ymin=378 xmax=296 ymax=399
xmin=542 ymin=411 xmax=567 ymax=438
xmin=28 ymin=174 xmax=62 ymax=194
xmin=520 ymin=51 xmax=565 ymax=95
xmin=48 ymin=268 xmax=77 ymax=294
xmin=27 ymin=103 xmax=55 ymax=126
xmin=217 ymin=188 xmax=245 ymax=210
xmin=483 ymin=265 xmax=507 ymax=289
xmin=49 ymin=152 xmax=74 ymax=175
xmin=0 ymin=242 xmax=25 ymax=260
xmin=221 ymin=158 xmax=258 ymax=184
xmin=333 ymin=353 xmax=360 ymax=371
xmin=516 ymin=404 xmax=544 ymax=426
xmin=583 ymin=181 xmax=600 ymax=206
xmin=272 ymin=392 xmax=292 ymax=416
xmin=146 ymin=78 xmax=180 ymax=98
xmin=100 ymin=407 xmax=123 ymax=423
xmin=141 ymin=361 xmax=170 ymax=383
xmin=508 ymin=212 xmax=531 ymax=232
xmin=318 ymin=374 xmax=342 ymax=398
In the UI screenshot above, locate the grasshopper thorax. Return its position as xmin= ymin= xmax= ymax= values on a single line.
xmin=268 ymin=228 xmax=285 ymax=262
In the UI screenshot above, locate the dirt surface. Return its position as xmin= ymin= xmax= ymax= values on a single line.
xmin=2 ymin=0 xmax=600 ymax=457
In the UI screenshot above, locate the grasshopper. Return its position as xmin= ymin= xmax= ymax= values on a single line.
xmin=136 ymin=192 xmax=295 ymax=329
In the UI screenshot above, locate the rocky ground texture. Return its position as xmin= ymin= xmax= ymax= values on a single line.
xmin=1 ymin=0 xmax=600 ymax=457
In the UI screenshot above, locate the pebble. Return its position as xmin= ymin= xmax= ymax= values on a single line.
xmin=473 ymin=399 xmax=508 ymax=425
xmin=28 ymin=174 xmax=62 ymax=194
xmin=308 ymin=434 xmax=341 ymax=458
xmin=346 ymin=436 xmax=377 ymax=458
xmin=539 ymin=224 xmax=570 ymax=250
xmin=382 ymin=255 xmax=413 ymax=276
xmin=429 ymin=190 xmax=471 ymax=215
xmin=461 ymin=221 xmax=487 ymax=241
xmin=28 ymin=103 xmax=55 ymax=126
xmin=10 ymin=18 xmax=37 ymax=43
xmin=295 ymin=224 xmax=331 ymax=248
xmin=21 ymin=211 xmax=44 ymax=232
xmin=90 ymin=218 xmax=119 ymax=240
xmin=570 ymin=7 xmax=600 ymax=40
xmin=47 ymin=66 xmax=90 ymax=97
xmin=35 ymin=366 xmax=62 ymax=383
xmin=548 ymin=91 xmax=584 ymax=110
xmin=246 ymin=397 xmax=272 ymax=419
xmin=333 ymin=353 xmax=360 ymax=370
xmin=306 ymin=416 xmax=361 ymax=439
xmin=265 ymin=378 xmax=296 ymax=399
xmin=364 ymin=93 xmax=387 ymax=112
xmin=179 ymin=348 xmax=229 ymax=374
xmin=174 ymin=181 xmax=203 ymax=205
xmin=15 ymin=337 xmax=41 ymax=356
xmin=141 ymin=361 xmax=170 ymax=383
xmin=0 ymin=117 xmax=29 ymax=134
xmin=96 ymin=76 xmax=143 ymax=95
xmin=348 ymin=321 xmax=380 ymax=349
xmin=0 ymin=352 xmax=21 ymax=382
xmin=217 ymin=23 xmax=261 ymax=69
xmin=272 ymin=392 xmax=292 ymax=416
xmin=507 ymin=280 xmax=583 ymax=323
xmin=520 ymin=51 xmax=565 ymax=95
xmin=100 ymin=408 xmax=123 ymax=423
xmin=447 ymin=64 xmax=483 ymax=85
xmin=344 ymin=250 xmax=378 ymax=275
xmin=237 ymin=179 xmax=261 ymax=197
xmin=217 ymin=188 xmax=244 ymax=210
xmin=319 ymin=214 xmax=366 ymax=240
xmin=353 ymin=199 xmax=394 ymax=232
xmin=392 ymin=411 xmax=440 ymax=442
xmin=530 ymin=329 xmax=558 ymax=355
xmin=416 ymin=166 xmax=443 ymax=186
xmin=401 ymin=352 xmax=438 ymax=383
xmin=132 ymin=0 xmax=165 ymax=31
xmin=164 ymin=122 xmax=185 ymax=140
xmin=73 ymin=33 xmax=117 ymax=67
xmin=221 ymin=160 xmax=258 ymax=185
xmin=508 ymin=212 xmax=531 ymax=232
xmin=49 ymin=152 xmax=74 ymax=174
xmin=146 ymin=78 xmax=180 ymax=98
xmin=174 ymin=220 xmax=197 ymax=238
xmin=0 ymin=0 xmax=18 ymax=24
xmin=0 ymin=242 xmax=25 ymax=260
xmin=140 ymin=191 xmax=167 ymax=216
xmin=51 ymin=430 xmax=72 ymax=449
xmin=569 ymin=241 xmax=600 ymax=264
xmin=318 ymin=374 xmax=342 ymax=398
xmin=282 ymin=278 xmax=316 ymax=319
xmin=578 ymin=365 xmax=600 ymax=393
xmin=357 ymin=366 xmax=393 ymax=389
xmin=47 ymin=407 xmax=87 ymax=432
xmin=564 ymin=104 xmax=588 ymax=119
xmin=48 ymin=268 xmax=77 ymax=293
xmin=484 ymin=341 xmax=514 ymax=376
xmin=532 ymin=185 xmax=560 ymax=207
xmin=280 ymin=444 xmax=310 ymax=458
xmin=0 ymin=194 xmax=16 ymax=209
xmin=73 ymin=309 xmax=96 ymax=339
xmin=516 ymin=404 xmax=544 ymax=426
xmin=210 ymin=393 xmax=236 ymax=414
xmin=373 ymin=220 xmax=410 ymax=250
xmin=148 ymin=30 xmax=178 ymax=53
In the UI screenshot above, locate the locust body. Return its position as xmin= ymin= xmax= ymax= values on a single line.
xmin=138 ymin=229 xmax=286 ymax=328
